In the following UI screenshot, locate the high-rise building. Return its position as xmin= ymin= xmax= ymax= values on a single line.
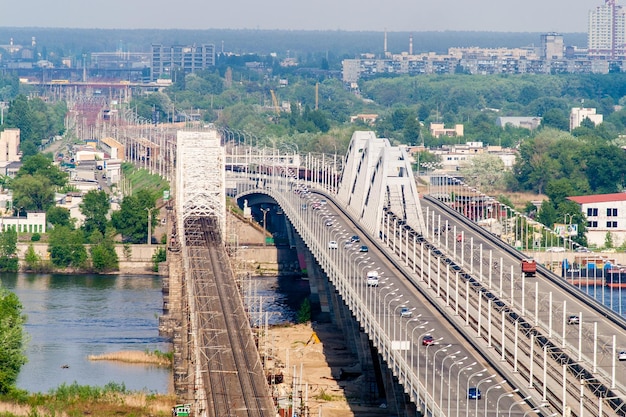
xmin=151 ymin=44 xmax=216 ymax=81
xmin=588 ymin=0 xmax=626 ymax=59
xmin=540 ymin=33 xmax=564 ymax=60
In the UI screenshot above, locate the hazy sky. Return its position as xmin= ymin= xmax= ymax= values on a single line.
xmin=2 ymin=0 xmax=598 ymax=32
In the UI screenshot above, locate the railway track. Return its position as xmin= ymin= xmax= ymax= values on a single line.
xmin=183 ymin=216 xmax=274 ymax=417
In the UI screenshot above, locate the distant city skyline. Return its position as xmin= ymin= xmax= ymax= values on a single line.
xmin=0 ymin=0 xmax=604 ymax=33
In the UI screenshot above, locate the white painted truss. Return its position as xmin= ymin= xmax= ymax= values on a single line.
xmin=336 ymin=130 xmax=425 ymax=237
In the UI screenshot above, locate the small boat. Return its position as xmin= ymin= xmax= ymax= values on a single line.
xmin=61 ymin=364 xmax=69 ymax=369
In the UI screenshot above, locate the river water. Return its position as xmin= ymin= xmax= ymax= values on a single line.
xmin=0 ymin=272 xmax=309 ymax=395
xmin=1 ymin=273 xmax=171 ymax=394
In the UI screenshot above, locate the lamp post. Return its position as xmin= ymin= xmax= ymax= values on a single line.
xmin=508 ymin=397 xmax=531 ymax=417
xmin=456 ymin=364 xmax=478 ymax=417
xmin=482 ymin=383 xmax=505 ymax=417
xmin=474 ymin=378 xmax=498 ymax=417
xmin=495 ymin=391 xmax=518 ymax=417
xmin=260 ymin=207 xmax=270 ymax=246
xmin=424 ymin=340 xmax=445 ymax=415
xmin=385 ymin=295 xmax=403 ymax=338
xmin=564 ymin=213 xmax=574 ymax=251
xmin=446 ymin=357 xmax=468 ymax=416
xmin=437 ymin=351 xmax=460 ymax=406
xmin=523 ymin=409 xmax=540 ymax=417
xmin=414 ymin=326 xmax=434 ymax=405
xmin=145 ymin=207 xmax=155 ymax=245
xmin=433 ymin=347 xmax=456 ymax=405
xmin=464 ymin=369 xmax=488 ymax=417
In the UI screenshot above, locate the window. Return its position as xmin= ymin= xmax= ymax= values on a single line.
xmin=607 ymin=208 xmax=618 ymax=217
xmin=587 ymin=221 xmax=598 ymax=228
xmin=606 ymin=221 xmax=618 ymax=228
xmin=587 ymin=208 xmax=598 ymax=217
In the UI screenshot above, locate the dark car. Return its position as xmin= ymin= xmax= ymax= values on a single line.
xmin=422 ymin=335 xmax=434 ymax=346
xmin=468 ymin=387 xmax=482 ymax=400
xmin=350 ymin=235 xmax=360 ymax=243
xmin=359 ymin=245 xmax=368 ymax=253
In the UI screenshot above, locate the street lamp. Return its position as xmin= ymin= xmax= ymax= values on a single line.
xmin=482 ymin=382 xmax=504 ymax=417
xmin=414 ymin=326 xmax=434 ymax=404
xmin=464 ymin=369 xmax=487 ymax=417
xmin=456 ymin=364 xmax=478 ymax=417
xmin=496 ymin=389 xmax=519 ymax=417
xmin=437 ymin=350 xmax=460 ymax=406
xmin=473 ymin=378 xmax=498 ymax=417
xmin=260 ymin=207 xmax=270 ymax=246
xmin=424 ymin=340 xmax=445 ymax=415
xmin=446 ymin=357 xmax=468 ymax=416
xmin=523 ymin=409 xmax=540 ymax=417
xmin=508 ymin=396 xmax=531 ymax=417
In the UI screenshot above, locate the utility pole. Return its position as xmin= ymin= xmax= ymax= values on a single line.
xmin=260 ymin=207 xmax=270 ymax=246
xmin=146 ymin=207 xmax=154 ymax=245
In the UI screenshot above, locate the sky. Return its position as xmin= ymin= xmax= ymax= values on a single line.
xmin=1 ymin=0 xmax=599 ymax=33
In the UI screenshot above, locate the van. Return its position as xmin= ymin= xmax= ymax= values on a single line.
xmin=366 ymin=270 xmax=379 ymax=287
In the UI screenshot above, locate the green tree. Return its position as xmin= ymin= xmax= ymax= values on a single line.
xmin=89 ymin=229 xmax=119 ymax=273
xmin=460 ymin=154 xmax=507 ymax=192
xmin=151 ymin=247 xmax=166 ymax=272
xmin=110 ymin=190 xmax=157 ymax=244
xmin=80 ymin=190 xmax=110 ymax=236
xmin=16 ymin=153 xmax=67 ymax=187
xmin=48 ymin=226 xmax=87 ymax=268
xmin=24 ymin=243 xmax=41 ymax=271
xmin=47 ymin=206 xmax=72 ymax=228
xmin=11 ymin=174 xmax=55 ymax=211
xmin=0 ymin=228 xmax=18 ymax=272
xmin=0 ymin=287 xmax=27 ymax=394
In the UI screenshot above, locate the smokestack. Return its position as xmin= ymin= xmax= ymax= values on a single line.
xmin=384 ymin=29 xmax=387 ymax=57
xmin=409 ymin=34 xmax=413 ymax=55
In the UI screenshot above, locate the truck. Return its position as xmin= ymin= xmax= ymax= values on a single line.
xmin=521 ymin=258 xmax=537 ymax=277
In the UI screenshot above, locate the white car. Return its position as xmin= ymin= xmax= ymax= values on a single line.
xmin=546 ymin=247 xmax=566 ymax=253
xmin=328 ymin=240 xmax=338 ymax=249
xmin=619 ymin=351 xmax=626 ymax=361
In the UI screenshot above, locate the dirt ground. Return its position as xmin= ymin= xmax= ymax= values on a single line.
xmin=264 ymin=322 xmax=389 ymax=417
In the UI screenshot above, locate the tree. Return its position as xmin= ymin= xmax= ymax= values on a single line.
xmin=460 ymin=154 xmax=507 ymax=192
xmin=47 ymin=206 xmax=73 ymax=228
xmin=110 ymin=190 xmax=157 ymax=244
xmin=16 ymin=153 xmax=67 ymax=187
xmin=80 ymin=190 xmax=110 ymax=236
xmin=0 ymin=228 xmax=18 ymax=272
xmin=11 ymin=174 xmax=55 ymax=211
xmin=23 ymin=243 xmax=41 ymax=271
xmin=0 ymin=287 xmax=27 ymax=394
xmin=48 ymin=226 xmax=87 ymax=268
xmin=89 ymin=229 xmax=119 ymax=273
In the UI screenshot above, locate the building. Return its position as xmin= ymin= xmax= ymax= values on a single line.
xmin=496 ymin=117 xmax=542 ymax=130
xmin=541 ymin=33 xmax=564 ymax=60
xmin=100 ymin=137 xmax=124 ymax=161
xmin=570 ymin=107 xmax=603 ymax=130
xmin=430 ymin=123 xmax=464 ymax=138
xmin=0 ymin=211 xmax=46 ymax=234
xmin=588 ymin=0 xmax=626 ymax=59
xmin=0 ymin=128 xmax=21 ymax=162
xmin=568 ymin=193 xmax=626 ymax=247
xmin=150 ymin=44 xmax=216 ymax=81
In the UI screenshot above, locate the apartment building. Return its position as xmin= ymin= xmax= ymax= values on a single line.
xmin=151 ymin=44 xmax=216 ymax=81
xmin=568 ymin=193 xmax=626 ymax=247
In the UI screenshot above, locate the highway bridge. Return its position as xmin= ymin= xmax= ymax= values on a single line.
xmin=164 ymin=128 xmax=626 ymax=417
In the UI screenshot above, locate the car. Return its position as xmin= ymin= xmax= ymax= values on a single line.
xmin=359 ymin=245 xmax=369 ymax=253
xmin=619 ymin=351 xmax=626 ymax=361
xmin=456 ymin=233 xmax=463 ymax=242
xmin=319 ymin=199 xmax=327 ymax=205
xmin=546 ymin=246 xmax=566 ymax=253
xmin=575 ymin=246 xmax=591 ymax=253
xmin=468 ymin=387 xmax=482 ymax=400
xmin=325 ymin=220 xmax=334 ymax=227
xmin=366 ymin=271 xmax=379 ymax=287
xmin=328 ymin=240 xmax=338 ymax=249
xmin=567 ymin=315 xmax=580 ymax=325
xmin=350 ymin=235 xmax=360 ymax=243
xmin=422 ymin=335 xmax=434 ymax=346
xmin=400 ymin=307 xmax=412 ymax=318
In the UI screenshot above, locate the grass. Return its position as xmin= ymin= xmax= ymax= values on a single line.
xmin=121 ymin=163 xmax=169 ymax=197
xmin=87 ymin=350 xmax=172 ymax=367
xmin=0 ymin=382 xmax=176 ymax=417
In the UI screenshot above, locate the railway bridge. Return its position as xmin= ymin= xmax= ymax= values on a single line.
xmin=162 ymin=128 xmax=626 ymax=417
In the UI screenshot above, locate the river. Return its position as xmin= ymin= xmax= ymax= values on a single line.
xmin=0 ymin=271 xmax=308 ymax=395
xmin=1 ymin=273 xmax=171 ymax=394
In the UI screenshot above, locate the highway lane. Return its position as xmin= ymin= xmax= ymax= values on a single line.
xmin=420 ymin=196 xmax=626 ymax=410
xmin=297 ymin=189 xmax=528 ymax=417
